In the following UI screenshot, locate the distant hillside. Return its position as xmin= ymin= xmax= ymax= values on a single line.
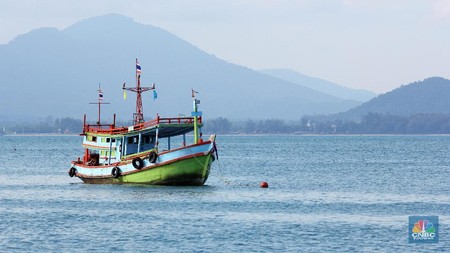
xmin=261 ymin=68 xmax=376 ymax=102
xmin=337 ymin=77 xmax=450 ymax=120
xmin=0 ymin=14 xmax=360 ymax=122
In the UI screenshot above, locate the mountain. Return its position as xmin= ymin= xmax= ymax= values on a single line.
xmin=260 ymin=68 xmax=376 ymax=102
xmin=0 ymin=14 xmax=360 ymax=122
xmin=337 ymin=77 xmax=450 ymax=120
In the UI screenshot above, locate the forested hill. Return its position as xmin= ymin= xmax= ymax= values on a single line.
xmin=338 ymin=77 xmax=450 ymax=120
xmin=0 ymin=14 xmax=360 ymax=121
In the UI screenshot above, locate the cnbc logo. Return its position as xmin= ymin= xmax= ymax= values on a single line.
xmin=409 ymin=216 xmax=439 ymax=243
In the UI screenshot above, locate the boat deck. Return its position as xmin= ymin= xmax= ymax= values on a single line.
xmin=82 ymin=116 xmax=203 ymax=137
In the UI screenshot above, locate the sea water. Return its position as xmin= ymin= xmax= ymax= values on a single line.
xmin=0 ymin=135 xmax=449 ymax=252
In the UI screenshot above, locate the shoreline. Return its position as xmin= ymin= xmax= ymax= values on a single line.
xmin=4 ymin=133 xmax=450 ymax=137
xmin=2 ymin=133 xmax=79 ymax=137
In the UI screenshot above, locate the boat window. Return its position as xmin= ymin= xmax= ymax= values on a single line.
xmin=127 ymin=136 xmax=139 ymax=144
xmin=100 ymin=150 xmax=116 ymax=157
xmin=87 ymin=135 xmax=97 ymax=142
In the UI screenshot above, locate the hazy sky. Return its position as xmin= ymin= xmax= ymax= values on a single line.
xmin=1 ymin=0 xmax=450 ymax=93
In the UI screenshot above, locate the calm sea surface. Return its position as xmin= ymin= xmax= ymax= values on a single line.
xmin=0 ymin=135 xmax=449 ymax=252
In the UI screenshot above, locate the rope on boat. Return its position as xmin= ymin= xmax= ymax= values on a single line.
xmin=212 ymin=158 xmax=231 ymax=185
xmin=192 ymin=153 xmax=230 ymax=185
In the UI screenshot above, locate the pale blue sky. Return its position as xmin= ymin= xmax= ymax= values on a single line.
xmin=1 ymin=0 xmax=450 ymax=93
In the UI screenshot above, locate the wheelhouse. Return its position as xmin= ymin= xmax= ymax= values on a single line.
xmin=80 ymin=116 xmax=203 ymax=167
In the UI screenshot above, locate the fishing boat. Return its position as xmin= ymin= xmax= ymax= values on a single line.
xmin=68 ymin=59 xmax=217 ymax=185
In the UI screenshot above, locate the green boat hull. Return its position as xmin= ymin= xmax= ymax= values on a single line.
xmin=80 ymin=153 xmax=213 ymax=185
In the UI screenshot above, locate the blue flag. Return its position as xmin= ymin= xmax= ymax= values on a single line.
xmin=153 ymin=90 xmax=158 ymax=100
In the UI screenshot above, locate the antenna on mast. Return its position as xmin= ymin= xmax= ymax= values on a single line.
xmin=89 ymin=83 xmax=110 ymax=125
xmin=122 ymin=58 xmax=156 ymax=125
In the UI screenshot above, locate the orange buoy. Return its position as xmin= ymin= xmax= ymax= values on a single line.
xmin=260 ymin=181 xmax=268 ymax=188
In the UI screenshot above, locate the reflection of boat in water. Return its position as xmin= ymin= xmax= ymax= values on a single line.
xmin=68 ymin=59 xmax=217 ymax=185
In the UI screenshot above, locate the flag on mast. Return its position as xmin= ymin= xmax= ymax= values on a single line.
xmin=98 ymin=83 xmax=104 ymax=101
xmin=122 ymin=82 xmax=127 ymax=100
xmin=136 ymin=59 xmax=142 ymax=74
xmin=191 ymin=89 xmax=199 ymax=98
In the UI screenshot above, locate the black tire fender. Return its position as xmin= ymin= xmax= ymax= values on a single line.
xmin=69 ymin=167 xmax=77 ymax=177
xmin=111 ymin=167 xmax=121 ymax=178
xmin=132 ymin=157 xmax=144 ymax=169
xmin=148 ymin=151 xmax=158 ymax=163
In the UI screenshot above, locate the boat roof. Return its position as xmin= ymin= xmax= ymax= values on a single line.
xmin=83 ymin=116 xmax=202 ymax=138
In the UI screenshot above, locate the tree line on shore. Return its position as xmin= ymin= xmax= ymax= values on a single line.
xmin=3 ymin=112 xmax=450 ymax=134
xmin=1 ymin=117 xmax=83 ymax=134
xmin=203 ymin=113 xmax=450 ymax=134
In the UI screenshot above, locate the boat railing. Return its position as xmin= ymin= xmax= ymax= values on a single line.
xmin=83 ymin=116 xmax=202 ymax=135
